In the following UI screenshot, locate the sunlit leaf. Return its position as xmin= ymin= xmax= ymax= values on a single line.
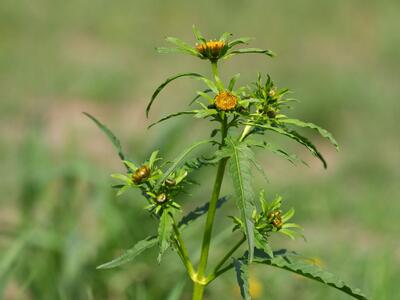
xmin=84 ymin=112 xmax=129 ymax=171
xmin=97 ymin=236 xmax=157 ymax=269
xmin=252 ymin=249 xmax=369 ymax=300
xmin=226 ymin=138 xmax=255 ymax=262
xmin=147 ymin=73 xmax=204 ymax=117
xmin=280 ymin=118 xmax=339 ymax=150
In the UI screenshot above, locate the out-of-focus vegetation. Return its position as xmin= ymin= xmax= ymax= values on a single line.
xmin=0 ymin=0 xmax=399 ymax=299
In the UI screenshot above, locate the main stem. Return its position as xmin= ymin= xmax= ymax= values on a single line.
xmin=192 ymin=118 xmax=228 ymax=300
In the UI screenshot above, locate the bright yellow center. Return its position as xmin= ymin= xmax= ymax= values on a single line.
xmin=196 ymin=41 xmax=225 ymax=57
xmin=214 ymin=91 xmax=238 ymax=111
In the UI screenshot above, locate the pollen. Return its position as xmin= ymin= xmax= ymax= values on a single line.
xmin=196 ymin=40 xmax=225 ymax=59
xmin=214 ymin=91 xmax=238 ymax=111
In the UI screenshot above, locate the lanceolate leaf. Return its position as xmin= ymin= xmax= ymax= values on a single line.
xmin=253 ymin=249 xmax=369 ymax=300
xmin=280 ymin=118 xmax=339 ymax=150
xmin=84 ymin=112 xmax=129 ymax=171
xmin=97 ymin=236 xmax=157 ymax=269
xmin=250 ymin=123 xmax=327 ymax=168
xmin=233 ymin=258 xmax=251 ymax=300
xmin=147 ymin=73 xmax=204 ymax=117
xmin=227 ymin=48 xmax=275 ymax=58
xmin=178 ymin=196 xmax=228 ymax=229
xmin=226 ymin=138 xmax=255 ymax=262
xmin=148 ymin=111 xmax=197 ymax=129
xmin=155 ymin=139 xmax=212 ymax=190
xmin=158 ymin=211 xmax=174 ymax=263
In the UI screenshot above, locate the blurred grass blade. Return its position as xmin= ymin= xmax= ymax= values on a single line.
xmin=233 ymin=258 xmax=251 ymax=300
xmin=280 ymin=118 xmax=339 ymax=150
xmin=166 ymin=278 xmax=186 ymax=300
xmin=97 ymin=236 xmax=157 ymax=269
xmin=253 ymin=249 xmax=369 ymax=300
xmin=147 ymin=72 xmax=204 ymax=117
xmin=178 ymin=196 xmax=228 ymax=229
xmin=83 ymin=112 xmax=129 ymax=171
xmin=155 ymin=139 xmax=212 ymax=190
xmin=226 ymin=138 xmax=255 ymax=262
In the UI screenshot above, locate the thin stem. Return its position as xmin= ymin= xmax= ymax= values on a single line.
xmin=211 ymin=61 xmax=224 ymax=91
xmin=192 ymin=118 xmax=229 ymax=300
xmin=172 ymin=216 xmax=195 ymax=278
xmin=208 ymin=235 xmax=246 ymax=281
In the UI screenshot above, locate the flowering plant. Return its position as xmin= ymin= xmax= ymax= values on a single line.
xmin=86 ymin=26 xmax=368 ymax=300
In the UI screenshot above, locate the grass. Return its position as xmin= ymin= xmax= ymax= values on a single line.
xmin=1 ymin=0 xmax=399 ymax=299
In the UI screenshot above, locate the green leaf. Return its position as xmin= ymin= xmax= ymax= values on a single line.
xmin=228 ymin=73 xmax=241 ymax=91
xmin=250 ymin=123 xmax=327 ymax=168
xmin=233 ymin=258 xmax=251 ymax=300
xmin=192 ymin=25 xmax=206 ymax=43
xmin=178 ymin=196 xmax=228 ymax=229
xmin=148 ymin=111 xmax=197 ymax=129
xmin=156 ymin=47 xmax=198 ymax=57
xmin=84 ymin=112 xmax=129 ymax=171
xmin=227 ymin=48 xmax=275 ymax=58
xmin=155 ymin=139 xmax=211 ymax=190
xmin=253 ymin=249 xmax=369 ymax=300
xmin=219 ymin=31 xmax=232 ymax=42
xmin=226 ymin=138 xmax=255 ymax=262
xmin=280 ymin=118 xmax=339 ymax=150
xmin=228 ymin=37 xmax=254 ymax=48
xmin=165 ymin=37 xmax=198 ymax=55
xmin=97 ymin=236 xmax=157 ymax=269
xmin=147 ymin=72 xmax=204 ymax=117
xmin=189 ymin=89 xmax=212 ymax=105
xmin=158 ymin=211 xmax=174 ymax=262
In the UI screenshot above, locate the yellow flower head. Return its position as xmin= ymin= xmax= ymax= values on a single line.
xmin=214 ymin=91 xmax=238 ymax=111
xmin=196 ymin=40 xmax=226 ymax=60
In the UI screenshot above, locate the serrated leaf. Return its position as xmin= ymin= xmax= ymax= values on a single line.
xmin=97 ymin=236 xmax=157 ymax=269
xmin=233 ymin=258 xmax=251 ymax=300
xmin=84 ymin=112 xmax=129 ymax=171
xmin=280 ymin=118 xmax=339 ymax=150
xmin=178 ymin=196 xmax=228 ymax=229
xmin=226 ymin=138 xmax=255 ymax=262
xmin=148 ymin=111 xmax=197 ymax=129
xmin=155 ymin=139 xmax=211 ymax=190
xmin=250 ymin=123 xmax=327 ymax=168
xmin=189 ymin=89 xmax=212 ymax=105
xmin=158 ymin=211 xmax=174 ymax=262
xmin=253 ymin=249 xmax=369 ymax=300
xmin=147 ymin=73 xmax=204 ymax=117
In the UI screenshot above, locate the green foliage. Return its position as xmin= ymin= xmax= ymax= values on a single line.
xmin=233 ymin=258 xmax=251 ymax=300
xmin=84 ymin=26 xmax=367 ymax=300
xmin=225 ymin=138 xmax=256 ymax=262
xmin=97 ymin=236 xmax=158 ymax=269
xmin=253 ymin=249 xmax=368 ymax=300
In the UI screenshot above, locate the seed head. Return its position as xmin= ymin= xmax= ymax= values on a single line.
xmin=132 ymin=165 xmax=150 ymax=184
xmin=214 ymin=91 xmax=238 ymax=111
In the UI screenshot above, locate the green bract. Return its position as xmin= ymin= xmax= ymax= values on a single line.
xmin=86 ymin=26 xmax=368 ymax=300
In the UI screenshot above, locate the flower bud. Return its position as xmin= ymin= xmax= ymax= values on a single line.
xmin=156 ymin=193 xmax=168 ymax=204
xmin=214 ymin=91 xmax=238 ymax=111
xmin=132 ymin=165 xmax=150 ymax=184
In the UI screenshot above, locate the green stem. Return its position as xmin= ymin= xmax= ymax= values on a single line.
xmin=211 ymin=61 xmax=224 ymax=91
xmin=172 ymin=216 xmax=195 ymax=279
xmin=192 ymin=119 xmax=228 ymax=300
xmin=207 ymin=235 xmax=246 ymax=283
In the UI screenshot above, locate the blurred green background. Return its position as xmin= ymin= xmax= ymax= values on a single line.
xmin=1 ymin=0 xmax=399 ymax=299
